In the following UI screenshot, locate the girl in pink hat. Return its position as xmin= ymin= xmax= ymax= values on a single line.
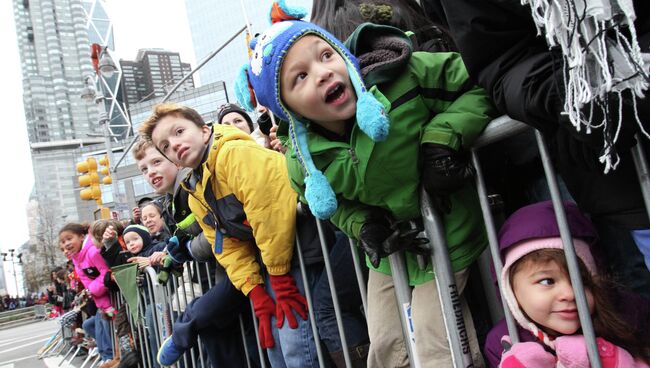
xmin=497 ymin=201 xmax=650 ymax=367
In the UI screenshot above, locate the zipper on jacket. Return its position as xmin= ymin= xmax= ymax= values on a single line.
xmin=348 ymin=148 xmax=359 ymax=165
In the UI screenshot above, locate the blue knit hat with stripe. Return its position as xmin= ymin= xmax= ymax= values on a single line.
xmin=234 ymin=0 xmax=390 ymax=219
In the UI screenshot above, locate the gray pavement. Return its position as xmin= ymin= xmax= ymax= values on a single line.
xmin=0 ymin=319 xmax=58 ymax=368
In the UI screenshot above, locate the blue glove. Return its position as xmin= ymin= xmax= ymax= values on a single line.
xmin=166 ymin=236 xmax=193 ymax=264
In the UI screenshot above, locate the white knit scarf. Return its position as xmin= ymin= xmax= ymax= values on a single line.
xmin=522 ymin=0 xmax=650 ymax=173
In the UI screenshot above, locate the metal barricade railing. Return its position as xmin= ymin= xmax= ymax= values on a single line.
xmin=106 ymin=115 xmax=650 ymax=368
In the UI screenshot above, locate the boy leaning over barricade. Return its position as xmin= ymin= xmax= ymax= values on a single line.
xmin=130 ymin=138 xmax=256 ymax=367
xmin=139 ymin=103 xmax=321 ymax=367
xmin=235 ymin=1 xmax=496 ymax=366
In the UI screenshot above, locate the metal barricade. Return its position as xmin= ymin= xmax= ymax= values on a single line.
xmin=108 ymin=115 xmax=650 ymax=368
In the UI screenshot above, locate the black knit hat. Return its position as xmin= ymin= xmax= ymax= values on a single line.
xmin=217 ymin=103 xmax=254 ymax=132
xmin=123 ymin=224 xmax=152 ymax=249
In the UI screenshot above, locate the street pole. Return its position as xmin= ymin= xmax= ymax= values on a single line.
xmin=97 ymin=107 xmax=124 ymax=217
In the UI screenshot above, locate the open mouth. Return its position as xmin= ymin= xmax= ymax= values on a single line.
xmin=325 ymin=83 xmax=346 ymax=104
xmin=152 ymin=177 xmax=162 ymax=187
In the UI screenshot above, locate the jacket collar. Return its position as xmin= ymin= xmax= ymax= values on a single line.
xmin=345 ymin=23 xmax=413 ymax=87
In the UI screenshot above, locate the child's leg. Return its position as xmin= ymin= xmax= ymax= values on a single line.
xmin=266 ymin=265 xmax=319 ymax=368
xmin=172 ymin=277 xmax=249 ymax=366
xmin=312 ymin=231 xmax=369 ymax=361
xmin=366 ymin=271 xmax=409 ymax=368
xmin=411 ymin=268 xmax=484 ymax=368
xmin=95 ymin=310 xmax=114 ymax=361
xmin=83 ymin=314 xmax=96 ymax=338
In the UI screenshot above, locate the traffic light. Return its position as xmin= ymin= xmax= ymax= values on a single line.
xmin=99 ymin=155 xmax=112 ymax=184
xmin=77 ymin=157 xmax=102 ymax=205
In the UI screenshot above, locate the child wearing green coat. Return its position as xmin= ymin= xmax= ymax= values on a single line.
xmin=235 ymin=2 xmax=495 ymax=366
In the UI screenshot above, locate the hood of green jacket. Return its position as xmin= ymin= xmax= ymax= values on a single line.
xmin=345 ymin=23 xmax=413 ymax=86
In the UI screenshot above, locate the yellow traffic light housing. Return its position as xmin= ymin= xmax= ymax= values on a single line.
xmin=99 ymin=155 xmax=112 ymax=184
xmin=77 ymin=157 xmax=102 ymax=204
xmin=76 ymin=157 xmax=97 ymax=173
xmin=80 ymin=184 xmax=102 ymax=201
xmin=78 ymin=171 xmax=100 ymax=187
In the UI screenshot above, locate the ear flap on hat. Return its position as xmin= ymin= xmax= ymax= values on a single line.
xmin=348 ymin=69 xmax=390 ymax=141
xmin=234 ymin=64 xmax=256 ymax=112
xmin=270 ymin=0 xmax=308 ymax=24
xmin=289 ymin=115 xmax=338 ymax=219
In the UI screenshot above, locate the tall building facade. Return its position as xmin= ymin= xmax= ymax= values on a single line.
xmin=184 ymin=0 xmax=312 ymax=96
xmin=120 ymin=49 xmax=195 ymax=107
xmin=13 ymin=0 xmax=116 ymax=226
xmin=14 ymin=0 xmax=102 ymax=144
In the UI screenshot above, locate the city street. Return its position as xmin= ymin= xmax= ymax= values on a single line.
xmin=0 ymin=319 xmax=58 ymax=368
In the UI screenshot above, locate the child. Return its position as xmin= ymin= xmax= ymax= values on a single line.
xmin=132 ymin=138 xmax=254 ymax=368
xmin=235 ymin=1 xmax=494 ymax=366
xmin=139 ymin=104 xmax=318 ymax=367
xmin=59 ymin=223 xmax=115 ymax=364
xmin=494 ymin=201 xmax=650 ymax=367
xmin=91 ymin=219 xmax=129 ymax=269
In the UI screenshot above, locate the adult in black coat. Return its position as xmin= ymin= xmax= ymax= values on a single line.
xmin=420 ymin=0 xmax=650 ymax=296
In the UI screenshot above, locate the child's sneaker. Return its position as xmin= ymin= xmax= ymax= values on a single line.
xmin=157 ymin=336 xmax=183 ymax=367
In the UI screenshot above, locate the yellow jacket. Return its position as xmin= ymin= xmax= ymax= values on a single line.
xmin=181 ymin=124 xmax=297 ymax=295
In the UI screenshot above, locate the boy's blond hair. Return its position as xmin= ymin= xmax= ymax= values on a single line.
xmin=90 ymin=219 xmax=125 ymax=246
xmin=139 ymin=103 xmax=205 ymax=141
xmin=132 ymin=139 xmax=155 ymax=161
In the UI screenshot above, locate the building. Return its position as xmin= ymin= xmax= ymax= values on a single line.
xmin=13 ymin=0 xmax=133 ymax=285
xmin=120 ymin=49 xmax=195 ymax=108
xmin=129 ymin=81 xmax=229 ymax=131
xmin=184 ymin=0 xmax=312 ymax=96
xmin=13 ymin=0 xmax=116 ymax=223
xmin=14 ymin=0 xmax=102 ymax=144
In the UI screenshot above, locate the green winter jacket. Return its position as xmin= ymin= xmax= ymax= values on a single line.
xmin=283 ymin=23 xmax=496 ymax=285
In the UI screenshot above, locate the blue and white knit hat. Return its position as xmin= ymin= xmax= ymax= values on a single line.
xmin=234 ymin=0 xmax=390 ymax=220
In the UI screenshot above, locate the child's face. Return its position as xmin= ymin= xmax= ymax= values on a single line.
xmin=59 ymin=231 xmax=84 ymax=259
xmin=221 ymin=112 xmax=251 ymax=134
xmin=280 ymin=35 xmax=357 ymax=129
xmin=512 ymin=259 xmax=595 ymax=336
xmin=151 ymin=114 xmax=212 ymax=169
xmin=137 ymin=147 xmax=180 ymax=194
xmin=141 ymin=204 xmax=164 ymax=234
xmin=123 ymin=232 xmax=144 ymax=254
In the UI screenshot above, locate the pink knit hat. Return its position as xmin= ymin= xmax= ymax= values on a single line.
xmin=500 ymin=237 xmax=597 ymax=347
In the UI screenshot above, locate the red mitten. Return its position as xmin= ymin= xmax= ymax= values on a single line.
xmin=248 ymin=285 xmax=276 ymax=349
xmin=269 ymin=274 xmax=308 ymax=329
xmin=499 ymin=336 xmax=556 ymax=368
xmin=555 ymin=335 xmax=642 ymax=368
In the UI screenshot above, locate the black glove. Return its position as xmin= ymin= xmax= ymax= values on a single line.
xmin=257 ymin=111 xmax=273 ymax=136
xmin=358 ymin=213 xmax=429 ymax=268
xmin=421 ymin=143 xmax=474 ymax=213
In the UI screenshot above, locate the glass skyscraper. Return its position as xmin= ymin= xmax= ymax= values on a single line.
xmin=184 ymin=0 xmax=313 ymax=97
xmin=13 ymin=0 xmax=113 ymax=223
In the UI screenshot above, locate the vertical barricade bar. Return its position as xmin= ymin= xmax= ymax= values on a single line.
xmin=535 ymin=131 xmax=602 ymax=368
xmin=315 ymin=219 xmax=352 ymax=367
xmin=136 ymin=290 xmax=152 ymax=368
xmin=348 ymin=238 xmax=368 ymax=316
xmin=144 ymin=267 xmax=169 ymax=357
xmin=171 ymin=275 xmax=192 ymax=368
xmin=387 ymin=252 xmax=421 ymax=368
xmin=471 ymin=150 xmax=520 ymax=342
xmin=249 ymin=300 xmax=268 ymax=368
xmin=239 ymin=314 xmax=253 ymax=368
xmin=190 ymin=262 xmax=208 ymax=368
xmin=420 ymin=188 xmax=473 ymax=368
xmin=631 ymin=135 xmax=650 ymax=221
xmin=294 ymin=229 xmax=327 ymax=367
